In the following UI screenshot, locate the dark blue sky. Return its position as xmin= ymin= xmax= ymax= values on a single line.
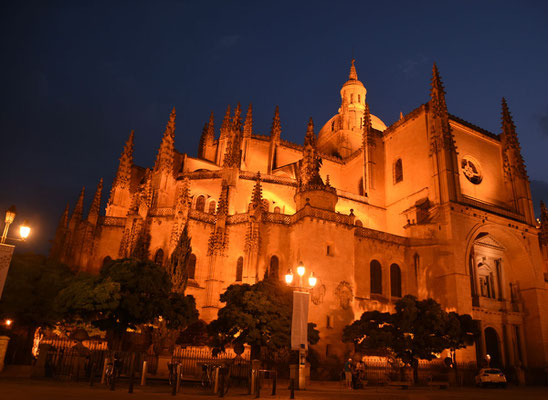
xmin=1 ymin=0 xmax=547 ymax=255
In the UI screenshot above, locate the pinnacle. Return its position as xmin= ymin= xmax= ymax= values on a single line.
xmin=349 ymin=58 xmax=358 ymax=81
xmin=251 ymin=171 xmax=263 ymax=206
xmin=232 ymin=103 xmax=242 ymax=132
xmin=304 ymin=117 xmax=315 ymax=147
xmin=270 ymin=105 xmax=281 ymax=139
xmin=220 ymin=105 xmax=231 ymax=139
xmin=244 ymin=103 xmax=253 ymax=137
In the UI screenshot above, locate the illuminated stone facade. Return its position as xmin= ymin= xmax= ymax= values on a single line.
xmin=51 ymin=61 xmax=548 ymax=379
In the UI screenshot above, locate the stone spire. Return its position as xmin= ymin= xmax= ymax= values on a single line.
xmin=243 ymin=103 xmax=253 ymax=138
xmin=198 ymin=123 xmax=209 ymax=159
xmin=540 ymin=200 xmax=548 ymax=245
xmin=501 ymin=98 xmax=527 ymax=180
xmin=113 ymin=130 xmax=134 ymax=190
xmin=362 ymin=102 xmax=374 ymax=147
xmin=87 ymin=178 xmax=103 ymax=225
xmin=154 ymin=107 xmax=176 ymax=174
xmin=250 ymin=172 xmax=263 ymax=209
xmin=220 ymin=105 xmax=231 ymax=140
xmin=232 ymin=103 xmax=242 ymax=133
xmin=69 ymin=187 xmax=85 ymax=230
xmin=198 ymin=112 xmax=215 ymax=159
xmin=304 ymin=117 xmax=316 ymax=147
xmin=208 ymin=181 xmax=230 ymax=256
xmin=50 ymin=202 xmax=70 ymax=260
xmin=222 ymin=104 xmax=243 ymax=168
xmin=59 ymin=203 xmax=70 ymax=231
xmin=270 ymin=106 xmax=281 ymax=141
xmin=216 ymin=181 xmax=229 ymax=217
xmin=300 ymin=118 xmax=323 ymax=188
xmin=348 ymin=58 xmax=358 ymax=81
xmin=429 ymin=63 xmax=456 ymax=153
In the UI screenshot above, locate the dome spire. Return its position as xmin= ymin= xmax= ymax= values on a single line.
xmin=349 ymin=59 xmax=358 ymax=81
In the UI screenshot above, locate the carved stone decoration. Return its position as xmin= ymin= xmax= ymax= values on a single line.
xmin=311 ymin=283 xmax=326 ymax=305
xmin=170 ymin=178 xmax=191 ymax=247
xmin=335 ymin=281 xmax=353 ymax=310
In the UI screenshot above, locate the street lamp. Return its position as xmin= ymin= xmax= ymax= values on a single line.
xmin=0 ymin=206 xmax=31 ymax=244
xmin=1 ymin=206 xmax=31 ymax=299
xmin=285 ymin=261 xmax=317 ymax=389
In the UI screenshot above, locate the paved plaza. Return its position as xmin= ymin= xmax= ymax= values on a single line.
xmin=1 ymin=378 xmax=548 ymax=400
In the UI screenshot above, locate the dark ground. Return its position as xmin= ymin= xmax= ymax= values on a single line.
xmin=1 ymin=378 xmax=547 ymax=400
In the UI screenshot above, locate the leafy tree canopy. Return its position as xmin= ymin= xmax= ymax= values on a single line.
xmin=342 ymin=295 xmax=478 ymax=382
xmin=55 ymin=258 xmax=198 ymax=349
xmin=209 ymin=279 xmax=319 ymax=357
xmin=0 ymin=253 xmax=74 ymax=329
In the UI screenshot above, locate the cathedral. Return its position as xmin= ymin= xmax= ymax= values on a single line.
xmin=50 ymin=60 xmax=548 ymax=381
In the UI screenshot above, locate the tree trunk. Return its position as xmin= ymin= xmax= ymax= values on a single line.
xmin=412 ymin=359 xmax=419 ymax=384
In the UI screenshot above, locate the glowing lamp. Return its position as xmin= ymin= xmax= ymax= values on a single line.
xmin=296 ymin=261 xmax=305 ymax=277
xmin=19 ymin=220 xmax=31 ymax=239
xmin=308 ymin=272 xmax=317 ymax=288
xmin=5 ymin=319 xmax=12 ymax=327
xmin=285 ymin=269 xmax=294 ymax=285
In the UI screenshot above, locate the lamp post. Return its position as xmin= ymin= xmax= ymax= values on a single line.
xmin=0 ymin=206 xmax=31 ymax=372
xmin=0 ymin=205 xmax=31 ymax=299
xmin=285 ymin=261 xmax=317 ymax=390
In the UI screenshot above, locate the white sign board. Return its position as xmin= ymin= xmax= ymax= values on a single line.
xmin=291 ymin=291 xmax=309 ymax=350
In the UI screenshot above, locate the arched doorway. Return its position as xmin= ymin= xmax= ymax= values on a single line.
xmin=484 ymin=327 xmax=502 ymax=368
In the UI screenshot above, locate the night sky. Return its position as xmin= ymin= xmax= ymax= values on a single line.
xmin=1 ymin=1 xmax=547 ymax=255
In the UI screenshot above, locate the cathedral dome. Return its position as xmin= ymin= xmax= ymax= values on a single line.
xmin=317 ymin=60 xmax=386 ymax=156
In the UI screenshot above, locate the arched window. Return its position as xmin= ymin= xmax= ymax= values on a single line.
xmin=390 ymin=263 xmax=402 ymax=298
xmin=236 ymin=257 xmax=243 ymax=282
xmin=196 ymin=195 xmax=206 ymax=212
xmin=358 ymin=94 xmax=361 ymax=103
xmin=350 ymin=93 xmax=354 ymax=103
xmin=394 ymin=158 xmax=403 ymax=184
xmin=154 ymin=249 xmax=164 ymax=266
xmin=331 ymin=121 xmax=335 ymax=131
xmin=370 ymin=260 xmax=382 ymax=295
xmin=274 ymin=206 xmax=281 ymax=214
xmin=208 ymin=201 xmax=216 ymax=214
xmin=268 ymin=255 xmax=279 ymax=280
xmin=187 ymin=254 xmax=196 ymax=280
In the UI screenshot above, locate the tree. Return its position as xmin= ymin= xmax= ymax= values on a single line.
xmin=55 ymin=258 xmax=198 ymax=350
xmin=0 ymin=253 xmax=75 ymax=363
xmin=209 ymin=279 xmax=319 ymax=363
xmin=342 ymin=295 xmax=476 ymax=383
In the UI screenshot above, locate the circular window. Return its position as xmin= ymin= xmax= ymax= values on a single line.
xmin=461 ymin=156 xmax=482 ymax=184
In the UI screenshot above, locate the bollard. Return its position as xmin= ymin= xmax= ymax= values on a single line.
xmin=255 ymin=372 xmax=261 ymax=398
xmin=176 ymin=363 xmax=182 ymax=394
xmin=89 ymin=361 xmax=96 ymax=386
xmin=249 ymin=369 xmax=254 ymax=395
xmin=128 ymin=353 xmax=136 ymax=394
xmin=141 ymin=361 xmax=147 ymax=386
xmin=272 ymin=371 xmax=276 ymax=396
xmin=214 ymin=366 xmax=220 ymax=394
xmin=109 ymin=358 xmax=116 ymax=391
xmin=171 ymin=367 xmax=177 ymax=396
xmin=101 ymin=358 xmax=109 ymax=384
xmin=218 ymin=370 xmax=224 ymax=398
xmin=290 ymin=378 xmax=295 ymax=399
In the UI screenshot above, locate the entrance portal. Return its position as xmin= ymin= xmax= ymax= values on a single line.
xmin=484 ymin=327 xmax=502 ymax=368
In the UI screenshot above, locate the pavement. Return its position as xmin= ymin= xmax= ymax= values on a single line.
xmin=1 ymin=377 xmax=548 ymax=400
